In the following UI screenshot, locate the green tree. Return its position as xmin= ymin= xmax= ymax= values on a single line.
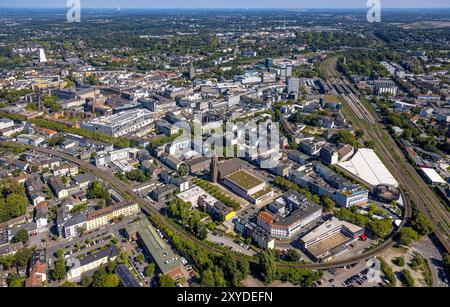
xmin=178 ymin=164 xmax=189 ymax=176
xmin=400 ymin=269 xmax=415 ymax=287
xmin=7 ymin=273 xmax=25 ymax=287
xmin=368 ymin=219 xmax=393 ymax=238
xmin=399 ymin=227 xmax=420 ymax=246
xmin=54 ymin=249 xmax=64 ymax=259
xmin=14 ymin=248 xmax=32 ymax=270
xmin=12 ymin=229 xmax=29 ymax=245
xmin=51 ymin=257 xmax=67 ymax=281
xmin=200 ymin=268 xmax=216 ymax=287
xmin=92 ymin=267 xmax=120 ymax=287
xmin=86 ymin=180 xmax=109 ymax=200
xmin=61 ymin=281 xmax=77 ymax=287
xmin=411 ymin=211 xmax=434 ymax=236
xmin=285 ymin=249 xmax=301 ymax=262
xmin=332 ymin=130 xmax=357 ymax=146
xmin=125 ymin=169 xmax=148 ymax=182
xmin=145 ymin=263 xmax=155 ymax=277
xmin=159 ymin=274 xmax=176 ymax=287
xmin=259 ymin=250 xmax=276 ymax=284
xmin=392 ymin=256 xmax=405 ymax=267
xmin=321 ymin=196 xmax=335 ymax=211
xmin=135 ymin=253 xmax=145 ymax=264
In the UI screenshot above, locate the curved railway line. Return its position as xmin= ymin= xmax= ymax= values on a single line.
xmin=322 ymin=57 xmax=450 ymax=252
xmin=0 ymin=143 xmax=413 ymax=271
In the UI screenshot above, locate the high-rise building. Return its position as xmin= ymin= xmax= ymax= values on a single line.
xmin=265 ymin=58 xmax=273 ymax=70
xmin=287 ymin=77 xmax=300 ymax=98
xmin=39 ymin=48 xmax=47 ymax=63
xmin=189 ymin=62 xmax=196 ymax=80
xmin=210 ymin=154 xmax=218 ymax=183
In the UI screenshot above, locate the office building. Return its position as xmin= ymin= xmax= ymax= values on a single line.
xmin=81 ymin=109 xmax=154 ymax=137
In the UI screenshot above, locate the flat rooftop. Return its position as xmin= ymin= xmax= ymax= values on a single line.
xmin=226 ymin=170 xmax=264 ymax=190
xmin=87 ymin=109 xmax=153 ymax=128
xmin=176 ymin=186 xmax=217 ymax=206
xmin=302 ymin=218 xmax=363 ymax=244
xmin=421 ymin=168 xmax=446 ymax=184
xmin=307 ymin=232 xmax=350 ymax=258
xmin=136 ymin=220 xmax=182 ymax=275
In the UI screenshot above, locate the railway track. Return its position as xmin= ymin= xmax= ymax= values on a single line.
xmin=323 ymin=63 xmax=450 ymax=252
xmin=1 ymin=142 xmax=415 ymax=271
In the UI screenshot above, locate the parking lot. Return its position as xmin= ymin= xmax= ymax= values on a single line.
xmin=319 ymin=260 xmax=383 ymax=288
xmin=207 ymin=232 xmax=256 ymax=256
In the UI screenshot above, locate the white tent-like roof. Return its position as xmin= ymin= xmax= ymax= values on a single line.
xmin=338 ymin=148 xmax=398 ymax=187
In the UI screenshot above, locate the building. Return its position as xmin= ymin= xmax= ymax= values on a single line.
xmin=291 ymin=163 xmax=369 ymax=208
xmin=210 ymin=154 xmax=218 ymax=183
xmin=420 ymin=168 xmax=446 ymax=185
xmin=217 ymin=158 xmax=247 ymax=178
xmin=0 ymin=118 xmax=14 ymax=130
xmin=34 ymin=203 xmax=48 ymax=231
xmin=125 ymin=220 xmax=184 ymax=279
xmin=95 ymin=147 xmax=141 ymax=169
xmin=288 ymin=150 xmax=309 ymax=165
xmin=162 ymin=155 xmax=183 ymax=171
xmin=0 ymin=222 xmax=10 ymax=247
xmin=300 ymin=218 xmax=364 ymax=262
xmin=299 ymin=139 xmax=323 ymax=156
xmin=115 ymin=264 xmax=141 ymax=288
xmin=286 ymin=77 xmax=300 ymax=98
xmin=81 ymin=109 xmax=154 ymax=137
xmin=48 ymin=177 xmax=69 ymax=199
xmin=320 ymin=145 xmax=354 ymax=166
xmin=0 ymin=242 xmax=23 ymax=257
xmin=233 ymin=217 xmax=275 ymax=249
xmin=186 ymin=156 xmax=211 ymax=174
xmin=222 ymin=169 xmax=273 ymax=205
xmin=139 ymin=94 xmax=176 ymax=113
xmin=156 ymin=120 xmax=179 ymax=136
xmin=176 ymin=186 xmax=216 ymax=207
xmin=337 ymin=148 xmax=398 ymax=188
xmin=74 ymin=173 xmax=95 ymax=189
xmin=201 ymin=199 xmax=236 ymax=222
xmin=62 ymin=213 xmax=86 ymax=239
xmin=16 ymin=134 xmax=45 ymax=146
xmin=85 ymin=201 xmax=139 ymax=232
xmin=373 ymin=79 xmax=398 ymax=96
xmin=25 ymin=250 xmax=47 ymax=287
xmin=256 ymin=191 xmax=322 ymax=239
xmin=321 ymin=95 xmax=342 ymax=109
xmin=67 ymin=246 xmax=119 ymax=282
xmin=150 ymin=184 xmax=178 ymax=202
xmin=160 ymin=172 xmax=190 ymax=192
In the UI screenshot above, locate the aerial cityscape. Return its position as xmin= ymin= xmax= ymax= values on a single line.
xmin=0 ymin=1 xmax=449 ymax=293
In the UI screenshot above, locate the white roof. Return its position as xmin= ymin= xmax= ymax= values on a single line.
xmin=301 ymin=217 xmax=363 ymax=243
xmin=338 ymin=148 xmax=398 ymax=187
xmin=421 ymin=168 xmax=446 ymax=184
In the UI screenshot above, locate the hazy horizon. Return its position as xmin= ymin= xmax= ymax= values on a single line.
xmin=0 ymin=0 xmax=449 ymax=9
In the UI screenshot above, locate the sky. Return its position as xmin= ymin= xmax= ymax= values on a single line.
xmin=0 ymin=0 xmax=449 ymax=9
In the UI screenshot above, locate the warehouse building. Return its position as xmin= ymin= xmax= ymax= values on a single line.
xmin=125 ymin=220 xmax=184 ymax=279
xmin=337 ymin=148 xmax=398 ymax=188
